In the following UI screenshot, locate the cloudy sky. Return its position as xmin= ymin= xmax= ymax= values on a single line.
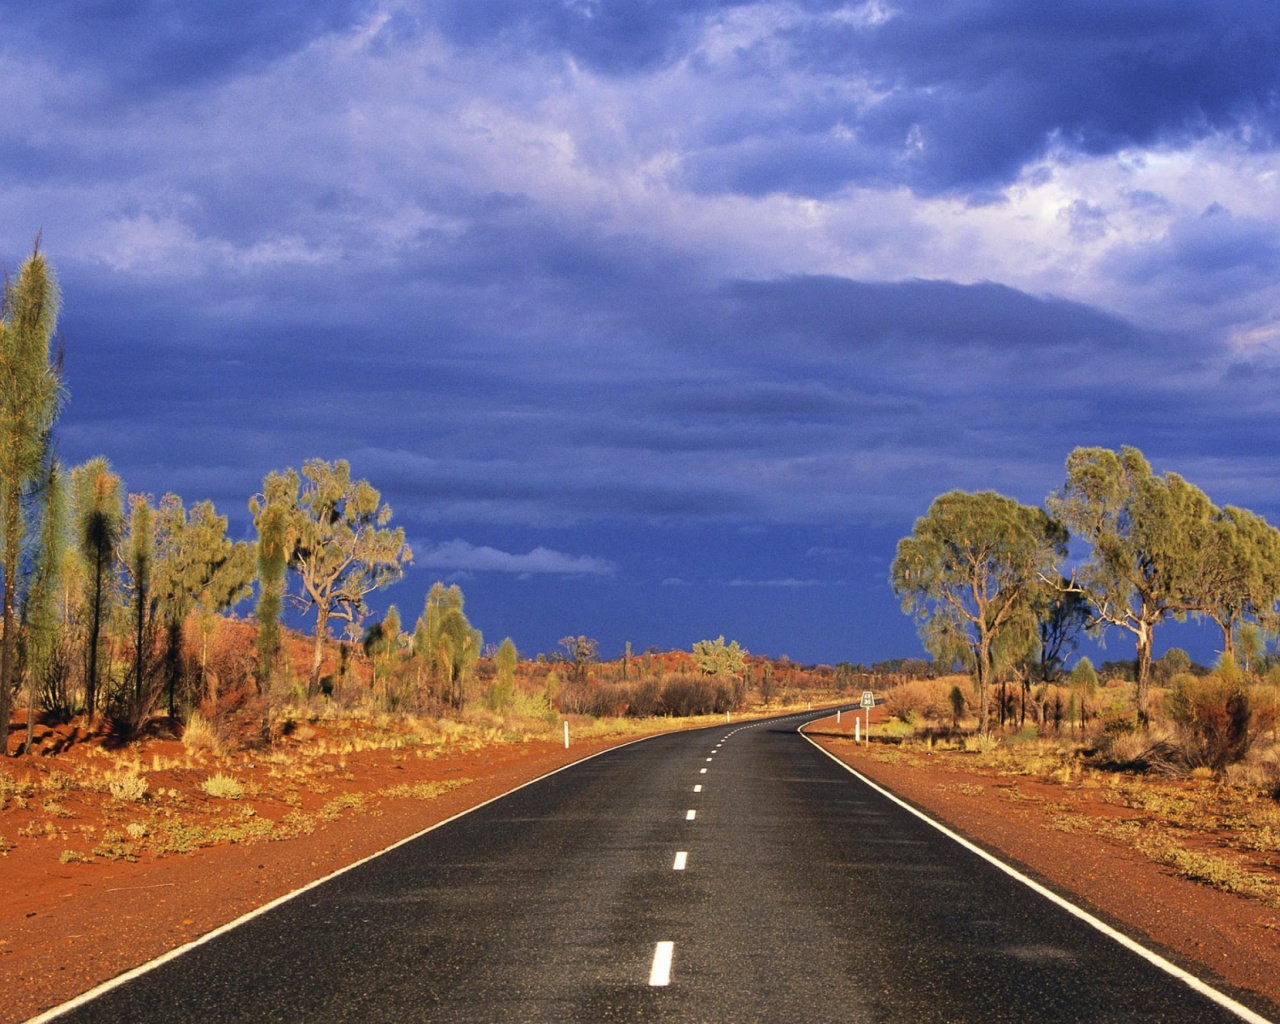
xmin=4 ymin=0 xmax=1279 ymax=666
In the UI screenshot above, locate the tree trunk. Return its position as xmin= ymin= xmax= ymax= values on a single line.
xmin=166 ymin=619 xmax=182 ymax=718
xmin=309 ymin=606 xmax=329 ymax=698
xmin=86 ymin=551 xmax=105 ymax=719
xmin=0 ymin=570 xmax=14 ymax=756
xmin=134 ymin=587 xmax=147 ymax=709
xmin=1135 ymin=620 xmax=1153 ymax=728
xmin=976 ymin=643 xmax=991 ymax=734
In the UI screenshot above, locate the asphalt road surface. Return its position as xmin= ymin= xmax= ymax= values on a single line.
xmin=36 ymin=709 xmax=1278 ymax=1023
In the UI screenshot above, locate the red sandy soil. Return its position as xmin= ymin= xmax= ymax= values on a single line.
xmin=807 ymin=712 xmax=1280 ymax=1016
xmin=5 ymin=707 xmax=1280 ymax=1022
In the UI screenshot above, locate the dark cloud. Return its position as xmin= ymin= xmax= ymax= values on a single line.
xmin=722 ymin=276 xmax=1163 ymax=356
xmin=684 ymin=0 xmax=1280 ymax=195
xmin=423 ymin=0 xmax=750 ymax=75
xmin=8 ymin=0 xmax=1272 ymax=665
xmin=5 ymin=0 xmax=377 ymax=96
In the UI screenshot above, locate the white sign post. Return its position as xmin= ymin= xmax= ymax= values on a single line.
xmin=860 ymin=690 xmax=875 ymax=745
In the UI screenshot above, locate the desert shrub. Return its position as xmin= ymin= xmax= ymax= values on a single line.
xmin=1032 ymin=685 xmax=1072 ymax=732
xmin=557 ymin=682 xmax=633 ymax=718
xmin=660 ymin=675 xmax=720 ymax=717
xmin=882 ymin=678 xmax=957 ymax=724
xmin=182 ymin=710 xmax=224 ymax=754
xmin=107 ymin=773 xmax=149 ymax=802
xmin=189 ymin=683 xmax=269 ymax=752
xmin=1096 ymin=700 xmax=1139 ymax=739
xmin=509 ymin=689 xmax=557 ymax=724
xmin=1248 ymin=685 xmax=1280 ymax=740
xmin=201 ymin=774 xmax=244 ymax=800
xmin=623 ymin=678 xmax=664 ymax=717
xmin=1165 ymin=675 xmax=1255 ymax=772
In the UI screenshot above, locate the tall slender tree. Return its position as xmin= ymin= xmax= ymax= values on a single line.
xmin=71 ymin=458 xmax=123 ymax=719
xmin=22 ymin=458 xmax=67 ymax=749
xmin=251 ymin=474 xmax=293 ymax=694
xmin=489 ymin=636 xmax=518 ymax=711
xmin=0 ymin=245 xmax=66 ymax=746
xmin=122 ymin=494 xmax=156 ymax=714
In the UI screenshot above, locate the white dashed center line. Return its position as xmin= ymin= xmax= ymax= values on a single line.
xmin=649 ymin=941 xmax=674 ymax=986
xmin=699 ymin=768 xmax=707 ymax=773
xmin=693 ymin=784 xmax=702 ymax=792
xmin=686 ymin=809 xmax=696 ymax=820
xmin=673 ymin=851 xmax=687 ymax=870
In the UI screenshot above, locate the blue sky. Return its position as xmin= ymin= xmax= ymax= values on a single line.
xmin=4 ymin=1 xmax=1280 ymax=666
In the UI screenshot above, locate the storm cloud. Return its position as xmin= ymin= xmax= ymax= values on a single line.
xmin=2 ymin=0 xmax=1277 ymax=663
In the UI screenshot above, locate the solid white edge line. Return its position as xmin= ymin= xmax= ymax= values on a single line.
xmin=649 ymin=941 xmax=674 ymax=986
xmin=23 ymin=729 xmax=675 ymax=1024
xmin=797 ymin=721 xmax=1276 ymax=1024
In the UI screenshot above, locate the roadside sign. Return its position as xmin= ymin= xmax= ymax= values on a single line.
xmin=860 ymin=690 xmax=875 ymax=710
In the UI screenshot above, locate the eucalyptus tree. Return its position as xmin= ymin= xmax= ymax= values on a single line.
xmin=70 ymin=458 xmax=123 ymax=718
xmin=0 ymin=246 xmax=66 ymax=742
xmin=1047 ymin=446 xmax=1217 ymax=725
xmin=1197 ymin=505 xmax=1280 ymax=663
xmin=255 ymin=459 xmax=411 ymax=697
xmin=891 ymin=490 xmax=1068 ymax=733
xmin=693 ymin=635 xmax=748 ymax=680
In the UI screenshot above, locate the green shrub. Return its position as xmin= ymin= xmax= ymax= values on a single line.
xmin=1165 ymin=676 xmax=1253 ymax=772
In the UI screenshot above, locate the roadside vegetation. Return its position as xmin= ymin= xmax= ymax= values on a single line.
xmin=883 ymin=441 xmax=1280 ymax=904
xmin=844 ymin=660 xmax=1280 ymax=908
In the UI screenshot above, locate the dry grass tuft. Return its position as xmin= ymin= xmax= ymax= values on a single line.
xmin=107 ymin=773 xmax=148 ymax=802
xmin=200 ymin=774 xmax=244 ymax=800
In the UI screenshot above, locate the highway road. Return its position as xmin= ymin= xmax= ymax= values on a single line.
xmin=34 ymin=709 xmax=1278 ymax=1023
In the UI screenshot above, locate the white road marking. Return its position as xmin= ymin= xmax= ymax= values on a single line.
xmin=693 ymin=784 xmax=702 ymax=792
xmin=686 ymin=809 xmax=696 ymax=820
xmin=798 ymin=725 xmax=1278 ymax=1024
xmin=705 ymin=757 xmax=713 ymax=762
xmin=699 ymin=768 xmax=707 ymax=774
xmin=649 ymin=941 xmax=674 ymax=986
xmin=673 ymin=851 xmax=688 ymax=870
